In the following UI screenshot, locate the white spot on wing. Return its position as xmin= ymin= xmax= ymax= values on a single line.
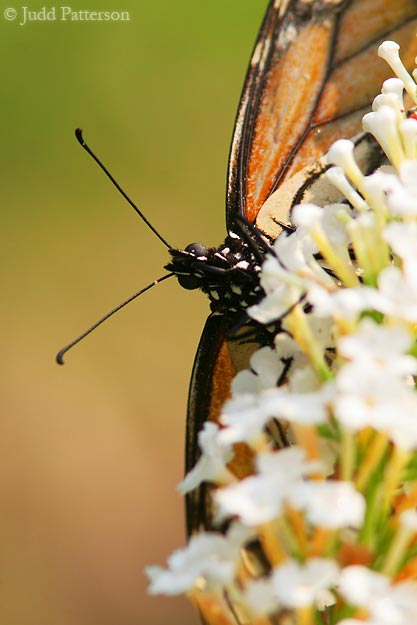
xmin=251 ymin=40 xmax=263 ymax=66
xmin=278 ymin=23 xmax=297 ymax=48
xmin=276 ymin=0 xmax=290 ymax=13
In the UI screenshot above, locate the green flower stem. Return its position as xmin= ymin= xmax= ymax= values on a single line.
xmin=382 ymin=446 xmax=410 ymax=514
xmin=356 ymin=432 xmax=389 ymax=492
xmin=340 ymin=427 xmax=356 ymax=482
xmin=380 ymin=522 xmax=414 ymax=577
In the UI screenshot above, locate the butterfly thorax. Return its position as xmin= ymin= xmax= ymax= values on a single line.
xmin=165 ymin=232 xmax=265 ymax=314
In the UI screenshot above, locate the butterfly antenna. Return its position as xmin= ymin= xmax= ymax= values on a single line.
xmin=75 ymin=128 xmax=171 ymax=249
xmin=56 ymin=273 xmax=174 ymax=364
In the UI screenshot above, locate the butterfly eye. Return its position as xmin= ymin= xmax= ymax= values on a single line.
xmin=184 ymin=242 xmax=208 ymax=257
xmin=177 ymin=274 xmax=201 ymax=290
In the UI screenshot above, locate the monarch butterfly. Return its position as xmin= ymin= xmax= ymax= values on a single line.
xmin=175 ymin=0 xmax=417 ymax=536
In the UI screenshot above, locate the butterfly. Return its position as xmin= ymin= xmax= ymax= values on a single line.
xmin=171 ymin=0 xmax=417 ymax=536
xmin=57 ymin=0 xmax=417 ymax=539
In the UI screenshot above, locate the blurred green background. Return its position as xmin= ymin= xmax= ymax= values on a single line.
xmin=1 ymin=1 xmax=267 ymax=624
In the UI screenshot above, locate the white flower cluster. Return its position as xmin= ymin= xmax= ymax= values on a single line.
xmin=147 ymin=41 xmax=417 ymax=625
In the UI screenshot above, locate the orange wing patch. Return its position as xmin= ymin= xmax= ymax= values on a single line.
xmin=208 ymin=335 xmax=258 ymax=481
xmin=228 ymin=0 xmax=417 ymax=224
xmin=334 ymin=0 xmax=417 ymax=63
xmin=246 ymin=21 xmax=334 ymax=222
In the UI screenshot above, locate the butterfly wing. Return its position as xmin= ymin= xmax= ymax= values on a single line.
xmin=186 ymin=315 xmax=258 ymax=534
xmin=186 ymin=0 xmax=417 ymax=535
xmin=227 ymin=0 xmax=417 ymax=228
xmin=185 ymin=315 xmax=232 ymax=534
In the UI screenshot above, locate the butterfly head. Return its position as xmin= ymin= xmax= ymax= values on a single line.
xmin=166 ymin=235 xmax=265 ymax=313
xmin=167 ymin=242 xmax=211 ymax=290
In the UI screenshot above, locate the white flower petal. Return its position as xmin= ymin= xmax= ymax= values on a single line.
xmin=146 ymin=529 xmax=242 ymax=595
xmin=272 ymin=558 xmax=339 ymax=608
xmin=178 ymin=422 xmax=234 ymax=494
xmin=290 ymin=480 xmax=365 ymax=529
